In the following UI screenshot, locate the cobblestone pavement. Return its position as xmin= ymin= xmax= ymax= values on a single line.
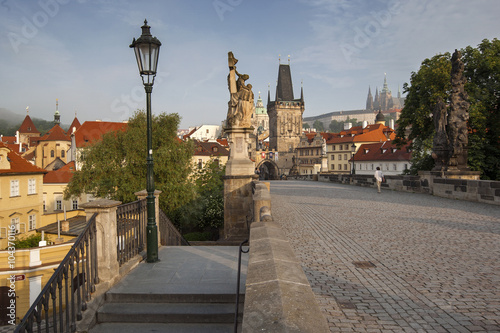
xmin=270 ymin=180 xmax=500 ymax=333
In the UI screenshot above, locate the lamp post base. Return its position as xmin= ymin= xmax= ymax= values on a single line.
xmin=146 ymin=224 xmax=159 ymax=263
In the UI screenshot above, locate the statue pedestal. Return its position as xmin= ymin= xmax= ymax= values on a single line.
xmin=320 ymin=155 xmax=328 ymax=173
xmin=223 ymin=127 xmax=256 ymax=241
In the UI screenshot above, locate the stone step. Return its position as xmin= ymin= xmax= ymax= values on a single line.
xmin=97 ymin=302 xmax=241 ymax=324
xmin=90 ymin=322 xmax=240 ymax=333
xmin=105 ymin=292 xmax=244 ymax=304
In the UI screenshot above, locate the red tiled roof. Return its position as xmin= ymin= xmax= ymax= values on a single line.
xmin=1 ymin=136 xmax=17 ymax=144
xmin=44 ymin=161 xmax=76 ymax=183
xmin=74 ymin=121 xmax=128 ymax=148
xmin=326 ymin=124 xmax=395 ymax=144
xmin=39 ymin=124 xmax=70 ymax=142
xmin=352 ymin=141 xmax=411 ymax=162
xmin=193 ymin=140 xmax=230 ymax=157
xmin=68 ymin=117 xmax=82 ymax=134
xmin=183 ymin=127 xmax=198 ymax=140
xmin=217 ymin=139 xmax=229 ymax=147
xmin=0 ymin=142 xmax=47 ymax=175
xmin=18 ymin=115 xmax=40 ymax=134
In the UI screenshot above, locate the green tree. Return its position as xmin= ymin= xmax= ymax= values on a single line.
xmin=313 ymin=120 xmax=324 ymax=132
xmin=329 ymin=120 xmax=343 ymax=132
xmin=462 ymin=39 xmax=500 ymax=180
xmin=394 ymin=52 xmax=452 ymax=174
xmin=12 ymin=233 xmax=51 ymax=249
xmin=395 ymin=39 xmax=500 ymax=179
xmin=64 ymin=111 xmax=195 ymax=214
xmin=303 ymin=123 xmax=310 ymax=129
xmin=170 ymin=159 xmax=225 ymax=239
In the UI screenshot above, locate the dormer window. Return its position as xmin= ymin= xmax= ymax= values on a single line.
xmin=213 ymin=147 xmax=218 ymax=153
xmin=392 ymin=148 xmax=397 ymax=153
xmin=382 ymin=149 xmax=387 ymax=153
xmin=364 ymin=149 xmax=370 ymax=154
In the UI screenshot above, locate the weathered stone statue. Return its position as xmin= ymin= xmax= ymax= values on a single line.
xmin=448 ymin=49 xmax=470 ymax=170
xmin=431 ymin=96 xmax=449 ymax=171
xmin=431 ymin=49 xmax=472 ymax=174
xmin=227 ymin=52 xmax=254 ymax=128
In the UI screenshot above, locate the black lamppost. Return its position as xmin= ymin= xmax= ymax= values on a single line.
xmin=351 ymin=143 xmax=356 ymax=175
xmin=130 ymin=19 xmax=161 ymax=263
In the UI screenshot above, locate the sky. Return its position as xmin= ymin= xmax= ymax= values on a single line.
xmin=1 ymin=0 xmax=500 ymax=130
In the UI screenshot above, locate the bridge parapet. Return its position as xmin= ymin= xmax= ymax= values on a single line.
xmin=243 ymin=218 xmax=329 ymax=332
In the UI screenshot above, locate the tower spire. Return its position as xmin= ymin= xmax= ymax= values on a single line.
xmin=300 ymin=79 xmax=304 ymax=102
xmin=54 ymin=99 xmax=60 ymax=125
xmin=267 ymin=83 xmax=271 ymax=105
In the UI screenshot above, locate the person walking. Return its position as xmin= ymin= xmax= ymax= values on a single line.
xmin=374 ymin=167 xmax=384 ymax=193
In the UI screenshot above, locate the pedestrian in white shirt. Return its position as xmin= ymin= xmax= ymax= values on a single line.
xmin=374 ymin=167 xmax=384 ymax=193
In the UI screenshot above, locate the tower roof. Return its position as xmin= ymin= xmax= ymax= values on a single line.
xmin=68 ymin=117 xmax=82 ymax=133
xmin=276 ymin=64 xmax=294 ymax=101
xmin=18 ymin=115 xmax=40 ymax=134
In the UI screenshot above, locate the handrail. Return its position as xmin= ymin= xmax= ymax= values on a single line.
xmin=15 ymin=213 xmax=99 ymax=333
xmin=158 ymin=209 xmax=190 ymax=246
xmin=234 ymin=239 xmax=249 ymax=333
xmin=116 ymin=199 xmax=147 ymax=266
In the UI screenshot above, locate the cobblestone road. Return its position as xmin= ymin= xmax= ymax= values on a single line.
xmin=270 ymin=180 xmax=500 ymax=333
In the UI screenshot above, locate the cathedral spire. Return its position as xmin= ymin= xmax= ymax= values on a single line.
xmin=366 ymin=86 xmax=373 ymax=111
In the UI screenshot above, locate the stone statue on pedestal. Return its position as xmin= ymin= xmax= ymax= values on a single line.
xmin=227 ymin=52 xmax=254 ymax=129
xmin=431 ymin=49 xmax=471 ymax=172
xmin=448 ymin=49 xmax=470 ymax=170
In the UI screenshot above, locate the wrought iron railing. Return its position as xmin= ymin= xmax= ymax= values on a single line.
xmin=15 ymin=213 xmax=99 ymax=333
xmin=116 ymin=199 xmax=147 ymax=266
xmin=234 ymin=239 xmax=249 ymax=333
xmin=158 ymin=209 xmax=189 ymax=246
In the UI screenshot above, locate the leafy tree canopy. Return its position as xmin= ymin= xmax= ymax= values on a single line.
xmin=395 ymin=38 xmax=500 ymax=179
xmin=64 ymin=111 xmax=195 ymax=214
xmin=313 ymin=120 xmax=324 ymax=132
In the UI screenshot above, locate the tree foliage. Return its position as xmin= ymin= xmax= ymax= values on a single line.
xmin=395 ymin=38 xmax=500 ymax=179
xmin=12 ymin=233 xmax=51 ymax=249
xmin=170 ymin=159 xmax=225 ymax=239
xmin=313 ymin=120 xmax=324 ymax=132
xmin=64 ymin=111 xmax=195 ymax=214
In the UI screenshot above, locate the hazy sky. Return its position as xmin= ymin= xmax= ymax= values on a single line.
xmin=1 ymin=0 xmax=499 ymax=129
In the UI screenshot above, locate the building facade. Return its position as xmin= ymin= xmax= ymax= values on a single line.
xmin=0 ymin=143 xmax=46 ymax=249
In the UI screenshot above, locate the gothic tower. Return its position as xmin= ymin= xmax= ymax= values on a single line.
xmin=267 ymin=63 xmax=304 ymax=154
xmin=366 ymin=86 xmax=373 ymax=111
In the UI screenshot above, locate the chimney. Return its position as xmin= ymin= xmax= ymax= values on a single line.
xmin=362 ymin=121 xmax=368 ymax=128
xmin=390 ymin=119 xmax=395 ymax=129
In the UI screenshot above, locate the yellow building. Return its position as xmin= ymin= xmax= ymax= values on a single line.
xmin=0 ymin=243 xmax=73 ymax=325
xmin=42 ymin=161 xmax=94 ymax=214
xmin=192 ymin=140 xmax=230 ymax=169
xmin=33 ymin=125 xmax=71 ymax=170
xmin=0 ymin=142 xmax=47 ymax=250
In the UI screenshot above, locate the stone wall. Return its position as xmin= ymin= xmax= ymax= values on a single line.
xmin=316 ymin=173 xmax=500 ymax=205
xmin=242 ymin=181 xmax=329 ymax=332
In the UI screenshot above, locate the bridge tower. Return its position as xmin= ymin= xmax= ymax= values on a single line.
xmin=267 ymin=59 xmax=305 ymax=175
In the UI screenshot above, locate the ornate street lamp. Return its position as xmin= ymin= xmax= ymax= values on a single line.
xmin=351 ymin=143 xmax=356 ymax=175
xmin=130 ymin=19 xmax=161 ymax=263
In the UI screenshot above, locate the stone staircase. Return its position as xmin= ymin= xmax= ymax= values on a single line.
xmin=90 ymin=292 xmax=243 ymax=332
xmin=88 ymin=246 xmax=247 ymax=333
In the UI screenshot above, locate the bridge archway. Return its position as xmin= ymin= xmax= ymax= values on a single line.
xmin=256 ymin=159 xmax=280 ymax=180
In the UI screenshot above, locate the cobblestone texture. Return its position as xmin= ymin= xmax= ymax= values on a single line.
xmin=270 ymin=180 xmax=500 ymax=333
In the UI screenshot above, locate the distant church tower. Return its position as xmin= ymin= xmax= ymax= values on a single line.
xmin=267 ymin=61 xmax=304 ymax=153
xmin=54 ymin=99 xmax=61 ymax=125
xmin=366 ymin=86 xmax=373 ymax=111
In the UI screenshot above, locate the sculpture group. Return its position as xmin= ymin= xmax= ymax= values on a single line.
xmin=226 ymin=51 xmax=254 ymax=129
xmin=432 ymin=50 xmax=471 ymax=172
